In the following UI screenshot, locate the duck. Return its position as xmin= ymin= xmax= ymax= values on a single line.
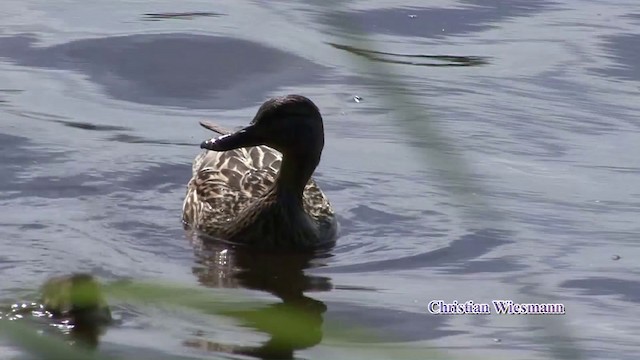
xmin=182 ymin=95 xmax=338 ymax=251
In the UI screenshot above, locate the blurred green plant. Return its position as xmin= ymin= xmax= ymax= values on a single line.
xmin=0 ymin=320 xmax=107 ymax=360
xmin=2 ymin=279 xmax=451 ymax=360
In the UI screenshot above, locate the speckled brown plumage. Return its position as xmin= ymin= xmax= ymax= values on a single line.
xmin=182 ymin=95 xmax=337 ymax=250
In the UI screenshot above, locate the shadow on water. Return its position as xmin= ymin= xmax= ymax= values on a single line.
xmin=0 ymin=33 xmax=329 ymax=109
xmin=185 ymin=234 xmax=331 ymax=359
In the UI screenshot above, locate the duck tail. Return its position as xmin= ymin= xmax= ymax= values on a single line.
xmin=199 ymin=120 xmax=231 ymax=135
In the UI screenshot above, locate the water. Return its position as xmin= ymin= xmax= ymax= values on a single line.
xmin=1 ymin=0 xmax=639 ymax=359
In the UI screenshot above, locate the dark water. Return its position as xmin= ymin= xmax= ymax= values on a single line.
xmin=1 ymin=0 xmax=639 ymax=359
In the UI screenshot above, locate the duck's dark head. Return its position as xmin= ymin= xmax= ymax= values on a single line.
xmin=201 ymin=95 xmax=325 ymax=164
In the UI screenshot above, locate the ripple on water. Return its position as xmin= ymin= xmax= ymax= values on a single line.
xmin=0 ymin=133 xmax=70 ymax=200
xmin=324 ymin=228 xmax=513 ymax=273
xmin=141 ymin=12 xmax=225 ymax=21
xmin=325 ymin=302 xmax=464 ymax=343
xmin=319 ymin=0 xmax=557 ymax=38
xmin=561 ymin=277 xmax=640 ymax=304
xmin=593 ymin=34 xmax=640 ymax=82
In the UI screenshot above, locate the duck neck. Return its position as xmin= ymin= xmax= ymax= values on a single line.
xmin=274 ymin=152 xmax=318 ymax=207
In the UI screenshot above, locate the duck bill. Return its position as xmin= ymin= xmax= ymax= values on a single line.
xmin=200 ymin=125 xmax=262 ymax=151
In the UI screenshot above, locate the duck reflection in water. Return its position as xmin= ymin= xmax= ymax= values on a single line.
xmin=186 ymin=234 xmax=332 ymax=359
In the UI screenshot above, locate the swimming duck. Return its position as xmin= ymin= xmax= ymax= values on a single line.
xmin=182 ymin=95 xmax=337 ymax=250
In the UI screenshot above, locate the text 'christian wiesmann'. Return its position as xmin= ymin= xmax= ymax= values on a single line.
xmin=428 ymin=300 xmax=566 ymax=315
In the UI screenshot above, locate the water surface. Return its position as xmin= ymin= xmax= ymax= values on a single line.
xmin=1 ymin=0 xmax=639 ymax=359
